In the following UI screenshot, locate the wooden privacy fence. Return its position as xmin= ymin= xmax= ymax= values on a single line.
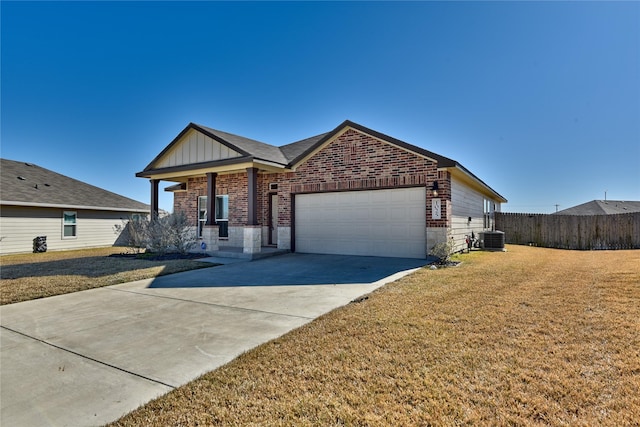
xmin=495 ymin=212 xmax=640 ymax=250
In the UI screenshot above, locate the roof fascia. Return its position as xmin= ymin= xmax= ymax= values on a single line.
xmin=137 ymin=156 xmax=254 ymax=178
xmin=141 ymin=123 xmax=252 ymax=172
xmin=189 ymin=123 xmax=252 ymax=157
xmin=444 ymin=166 xmax=508 ymax=203
xmin=137 ymin=157 xmax=287 ymax=180
xmin=0 ymin=200 xmax=149 ymax=213
xmin=287 ymin=124 xmax=351 ymax=168
xmin=344 ymin=121 xmax=455 ymax=165
xmin=287 ymin=120 xmax=454 ymax=169
xmin=253 ymin=158 xmax=290 ymax=172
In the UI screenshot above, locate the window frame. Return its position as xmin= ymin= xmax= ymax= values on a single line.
xmin=216 ymin=195 xmax=229 ymax=238
xmin=483 ymin=199 xmax=493 ymax=230
xmin=197 ymin=196 xmax=207 ymax=238
xmin=62 ymin=211 xmax=77 ymax=239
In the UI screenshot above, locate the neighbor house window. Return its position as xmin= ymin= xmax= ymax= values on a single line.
xmin=216 ymin=195 xmax=229 ymax=238
xmin=63 ymin=211 xmax=77 ymax=238
xmin=198 ymin=196 xmax=207 ymax=237
xmin=131 ymin=213 xmax=147 ymax=222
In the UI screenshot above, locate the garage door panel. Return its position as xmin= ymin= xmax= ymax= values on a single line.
xmin=295 ymin=187 xmax=426 ymax=259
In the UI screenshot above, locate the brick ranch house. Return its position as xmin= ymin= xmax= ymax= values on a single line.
xmin=137 ymin=120 xmax=507 ymax=259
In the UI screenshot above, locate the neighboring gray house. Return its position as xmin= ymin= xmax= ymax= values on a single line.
xmin=0 ymin=159 xmax=149 ymax=254
xmin=554 ymin=200 xmax=640 ymax=215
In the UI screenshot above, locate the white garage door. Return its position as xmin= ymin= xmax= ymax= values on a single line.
xmin=295 ymin=187 xmax=426 ymax=259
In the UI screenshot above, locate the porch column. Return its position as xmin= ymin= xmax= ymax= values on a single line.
xmin=206 ymin=172 xmax=217 ymax=225
xmin=150 ymin=179 xmax=159 ymax=220
xmin=244 ymin=167 xmax=261 ymax=255
xmin=247 ymin=167 xmax=258 ymax=226
xmin=201 ymin=172 xmax=220 ymax=253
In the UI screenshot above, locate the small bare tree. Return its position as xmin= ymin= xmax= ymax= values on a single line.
xmin=147 ymin=216 xmax=171 ymax=255
xmin=165 ymin=211 xmax=198 ymax=254
xmin=115 ymin=212 xmax=197 ymax=256
xmin=431 ymin=232 xmax=456 ymax=264
xmin=114 ymin=215 xmax=149 ymax=254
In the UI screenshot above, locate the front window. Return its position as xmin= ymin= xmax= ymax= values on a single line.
xmin=198 ymin=195 xmax=229 ymax=238
xmin=63 ymin=211 xmax=77 ymax=238
xmin=198 ymin=196 xmax=207 ymax=237
xmin=216 ymin=195 xmax=229 ymax=238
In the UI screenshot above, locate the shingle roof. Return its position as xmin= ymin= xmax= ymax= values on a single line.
xmin=282 ymin=120 xmax=460 ymax=168
xmin=138 ymin=120 xmax=507 ymax=202
xmin=280 ymin=120 xmax=506 ymax=202
xmin=194 ymin=124 xmax=289 ymax=165
xmin=554 ymin=200 xmax=640 ymax=215
xmin=1 ymin=158 xmax=149 ymax=212
xmin=279 ymin=132 xmax=330 ymax=163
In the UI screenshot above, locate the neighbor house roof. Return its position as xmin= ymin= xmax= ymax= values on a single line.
xmin=138 ymin=120 xmax=507 ymax=202
xmin=554 ymin=200 xmax=640 ymax=215
xmin=1 ymin=158 xmax=149 ymax=212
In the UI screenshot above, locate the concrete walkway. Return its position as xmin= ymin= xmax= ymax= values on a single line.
xmin=0 ymin=253 xmax=427 ymax=426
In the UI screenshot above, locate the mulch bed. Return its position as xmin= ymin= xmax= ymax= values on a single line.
xmin=109 ymin=252 xmax=210 ymax=261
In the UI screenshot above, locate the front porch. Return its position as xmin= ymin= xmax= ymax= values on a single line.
xmin=198 ymin=223 xmax=289 ymax=260
xmin=203 ymin=245 xmax=290 ymax=261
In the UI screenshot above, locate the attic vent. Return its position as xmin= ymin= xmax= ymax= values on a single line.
xmin=480 ymin=231 xmax=505 ymax=250
xmin=269 ymin=183 xmax=278 ymax=191
xmin=25 ymin=163 xmax=34 ymax=166
xmin=17 ymin=176 xmax=26 ymax=180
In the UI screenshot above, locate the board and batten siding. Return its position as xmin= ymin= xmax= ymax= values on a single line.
xmin=0 ymin=206 xmax=133 ymax=254
xmin=155 ymin=128 xmax=242 ymax=169
xmin=450 ymin=177 xmax=500 ymax=252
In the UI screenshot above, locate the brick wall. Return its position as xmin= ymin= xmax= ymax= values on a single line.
xmin=174 ymin=177 xmax=207 ymax=224
xmin=174 ymin=173 xmax=252 ymax=226
xmin=173 ymin=128 xmax=448 ymax=229
xmin=271 ymin=129 xmax=441 ymax=227
xmin=427 ymin=170 xmax=451 ymax=228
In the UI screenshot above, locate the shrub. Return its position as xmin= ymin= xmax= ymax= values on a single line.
xmin=431 ymin=233 xmax=455 ymax=264
xmin=114 ymin=215 xmax=148 ymax=254
xmin=114 ymin=212 xmax=197 ymax=255
xmin=164 ymin=211 xmax=198 ymax=255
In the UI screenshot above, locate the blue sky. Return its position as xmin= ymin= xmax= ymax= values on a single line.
xmin=2 ymin=1 xmax=639 ymax=213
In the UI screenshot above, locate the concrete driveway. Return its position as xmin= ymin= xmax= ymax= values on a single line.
xmin=0 ymin=253 xmax=427 ymax=426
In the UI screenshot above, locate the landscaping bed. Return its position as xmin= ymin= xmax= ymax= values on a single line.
xmin=109 ymin=252 xmax=211 ymax=261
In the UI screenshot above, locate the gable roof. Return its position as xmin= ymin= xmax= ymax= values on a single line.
xmin=139 ymin=123 xmax=288 ymax=177
xmin=137 ymin=120 xmax=507 ymax=202
xmin=283 ymin=120 xmax=458 ymax=168
xmin=554 ymin=200 xmax=640 ymax=215
xmin=1 ymin=158 xmax=149 ymax=212
xmin=282 ymin=120 xmax=506 ymax=202
xmin=195 ymin=124 xmax=289 ymax=165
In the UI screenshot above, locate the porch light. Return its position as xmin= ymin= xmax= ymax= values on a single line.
xmin=431 ymin=181 xmax=439 ymax=197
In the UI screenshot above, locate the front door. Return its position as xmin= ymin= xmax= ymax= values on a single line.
xmin=269 ymin=193 xmax=278 ymax=245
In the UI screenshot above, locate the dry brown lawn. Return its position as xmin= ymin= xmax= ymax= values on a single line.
xmin=110 ymin=245 xmax=640 ymax=426
xmin=0 ymin=247 xmax=213 ymax=305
